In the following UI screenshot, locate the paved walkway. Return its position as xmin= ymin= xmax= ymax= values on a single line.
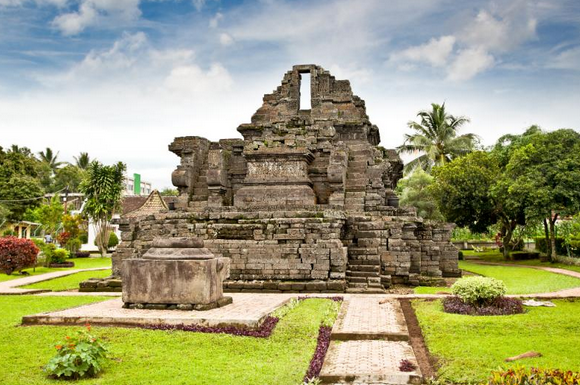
xmin=0 ymin=267 xmax=109 ymax=295
xmin=320 ymin=297 xmax=421 ymax=385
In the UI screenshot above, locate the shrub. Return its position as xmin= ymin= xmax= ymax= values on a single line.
xmin=45 ymin=324 xmax=108 ymax=380
xmin=489 ymin=366 xmax=580 ymax=385
xmin=56 ymin=231 xmax=71 ymax=247
xmin=458 ymin=250 xmax=464 ymax=260
xmin=443 ymin=296 xmax=524 ymax=316
xmin=79 ymin=232 xmax=88 ymax=244
xmin=41 ymin=243 xmax=57 ymax=267
xmin=51 ymin=248 xmax=70 ymax=264
xmin=94 ymin=231 xmax=119 ymax=249
xmin=2 ymin=229 xmax=15 ymax=236
xmin=451 ymin=276 xmax=506 ymax=306
xmin=534 ymin=237 xmax=567 ymax=256
xmin=509 ymin=251 xmax=540 ymax=260
xmin=0 ymin=236 xmax=39 ymax=275
xmin=75 ymin=251 xmax=91 ymax=258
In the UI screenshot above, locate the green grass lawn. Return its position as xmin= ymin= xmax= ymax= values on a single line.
xmin=459 ymin=261 xmax=580 ymax=294
xmin=0 ymin=296 xmax=337 ymax=385
xmin=0 ymin=257 xmax=112 ymax=283
xmin=463 ymin=249 xmax=580 ymax=273
xmin=415 ymin=260 xmax=580 ymax=295
xmin=20 ymin=269 xmax=112 ymax=291
xmin=414 ymin=299 xmax=580 ymax=383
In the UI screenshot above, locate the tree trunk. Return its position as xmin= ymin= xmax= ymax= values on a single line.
xmin=543 ymin=218 xmax=551 ymax=257
xmin=502 ymin=223 xmax=514 ymax=259
xmin=549 ymin=213 xmax=559 ymax=262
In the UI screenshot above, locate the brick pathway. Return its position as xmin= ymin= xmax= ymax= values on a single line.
xmin=0 ymin=267 xmax=109 ymax=295
xmin=320 ymin=297 xmax=421 ymax=384
xmin=332 ymin=297 xmax=408 ymax=341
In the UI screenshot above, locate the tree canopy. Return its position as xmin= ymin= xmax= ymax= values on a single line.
xmin=397 ymin=103 xmax=479 ymax=174
xmin=80 ymin=161 xmax=126 ymax=256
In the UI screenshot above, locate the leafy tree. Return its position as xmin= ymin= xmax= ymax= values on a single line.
xmin=503 ymin=129 xmax=580 ymax=261
xmin=159 ymin=188 xmax=178 ymax=196
xmin=74 ymin=152 xmax=91 ymax=169
xmin=53 ymin=165 xmax=86 ymax=193
xmin=396 ymin=169 xmax=443 ymax=221
xmin=38 ymin=147 xmax=64 ymax=174
xmin=0 ymin=147 xmax=44 ymax=220
xmin=80 ymin=161 xmax=126 ymax=257
xmin=431 ymin=151 xmax=526 ymax=258
xmin=9 ymin=145 xmax=33 ymax=157
xmin=397 ymin=103 xmax=478 ymax=174
xmin=24 ymin=195 xmax=64 ymax=237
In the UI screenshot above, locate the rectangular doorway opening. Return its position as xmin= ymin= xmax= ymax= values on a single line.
xmin=299 ymin=72 xmax=311 ymax=110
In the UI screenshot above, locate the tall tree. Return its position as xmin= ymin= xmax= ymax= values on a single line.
xmin=74 ymin=152 xmax=91 ymax=169
xmin=53 ymin=165 xmax=86 ymax=193
xmin=431 ymin=151 xmax=526 ymax=258
xmin=0 ymin=147 xmax=44 ymax=220
xmin=504 ymin=129 xmax=580 ymax=261
xmin=80 ymin=161 xmax=126 ymax=257
xmin=397 ymin=103 xmax=478 ymax=173
xmin=9 ymin=145 xmax=33 ymax=157
xmin=396 ymin=169 xmax=443 ymax=221
xmin=38 ymin=147 xmax=64 ymax=173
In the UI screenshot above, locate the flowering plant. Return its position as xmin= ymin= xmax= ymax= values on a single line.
xmin=45 ymin=324 xmax=108 ymax=379
xmin=0 ymin=236 xmax=39 ymax=275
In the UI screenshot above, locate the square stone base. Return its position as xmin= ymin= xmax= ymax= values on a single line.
xmin=122 ymin=258 xmax=225 ymax=305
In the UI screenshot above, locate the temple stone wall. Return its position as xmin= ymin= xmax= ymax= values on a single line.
xmin=112 ymin=64 xmax=460 ymax=293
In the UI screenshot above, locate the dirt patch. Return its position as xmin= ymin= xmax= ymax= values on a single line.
xmin=399 ymin=298 xmax=437 ymax=379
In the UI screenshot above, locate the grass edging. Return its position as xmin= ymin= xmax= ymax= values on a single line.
xmin=399 ymin=298 xmax=437 ymax=379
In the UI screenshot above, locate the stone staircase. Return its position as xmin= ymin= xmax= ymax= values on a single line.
xmin=344 ymin=142 xmax=372 ymax=212
xmin=343 ymin=143 xmax=385 ymax=293
xmin=189 ymin=159 xmax=209 ymax=210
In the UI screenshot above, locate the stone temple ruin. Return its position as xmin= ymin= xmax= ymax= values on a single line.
xmin=113 ymin=64 xmax=460 ymax=293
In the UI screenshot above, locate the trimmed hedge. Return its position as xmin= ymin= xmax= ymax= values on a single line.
xmin=534 ymin=237 xmax=567 ymax=255
xmin=509 ymin=251 xmax=541 ymax=260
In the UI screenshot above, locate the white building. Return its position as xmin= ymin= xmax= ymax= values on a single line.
xmin=123 ymin=173 xmax=152 ymax=196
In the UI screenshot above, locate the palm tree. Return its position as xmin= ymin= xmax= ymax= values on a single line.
xmin=397 ymin=103 xmax=478 ymax=174
xmin=74 ymin=152 xmax=91 ymax=169
xmin=38 ymin=147 xmax=64 ymax=173
xmin=9 ymin=145 xmax=32 ymax=156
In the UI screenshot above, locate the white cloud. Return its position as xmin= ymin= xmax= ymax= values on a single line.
xmin=209 ymin=12 xmax=222 ymax=28
xmin=52 ymin=0 xmax=141 ymax=35
xmin=547 ymin=46 xmax=580 ymax=70
xmin=389 ymin=35 xmax=455 ymax=68
xmin=387 ymin=0 xmax=537 ymax=81
xmin=459 ymin=7 xmax=537 ymax=53
xmin=447 ymin=47 xmax=495 ymax=81
xmin=219 ymin=32 xmax=233 ymax=46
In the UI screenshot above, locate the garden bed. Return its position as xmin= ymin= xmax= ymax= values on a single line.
xmin=413 ymin=299 xmax=580 ymax=383
xmin=48 ymin=262 xmax=75 ymax=268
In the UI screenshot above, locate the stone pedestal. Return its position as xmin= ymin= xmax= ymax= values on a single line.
xmin=121 ymin=237 xmax=231 ymax=310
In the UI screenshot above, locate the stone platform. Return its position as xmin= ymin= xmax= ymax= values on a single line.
xmin=22 ymin=293 xmax=290 ymax=329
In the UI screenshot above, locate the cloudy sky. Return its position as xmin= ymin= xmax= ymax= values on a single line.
xmin=0 ymin=0 xmax=579 ymax=189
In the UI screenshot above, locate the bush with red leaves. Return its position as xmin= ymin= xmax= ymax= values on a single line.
xmin=0 ymin=236 xmax=40 ymax=275
xmin=443 ymin=296 xmax=524 ymax=316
